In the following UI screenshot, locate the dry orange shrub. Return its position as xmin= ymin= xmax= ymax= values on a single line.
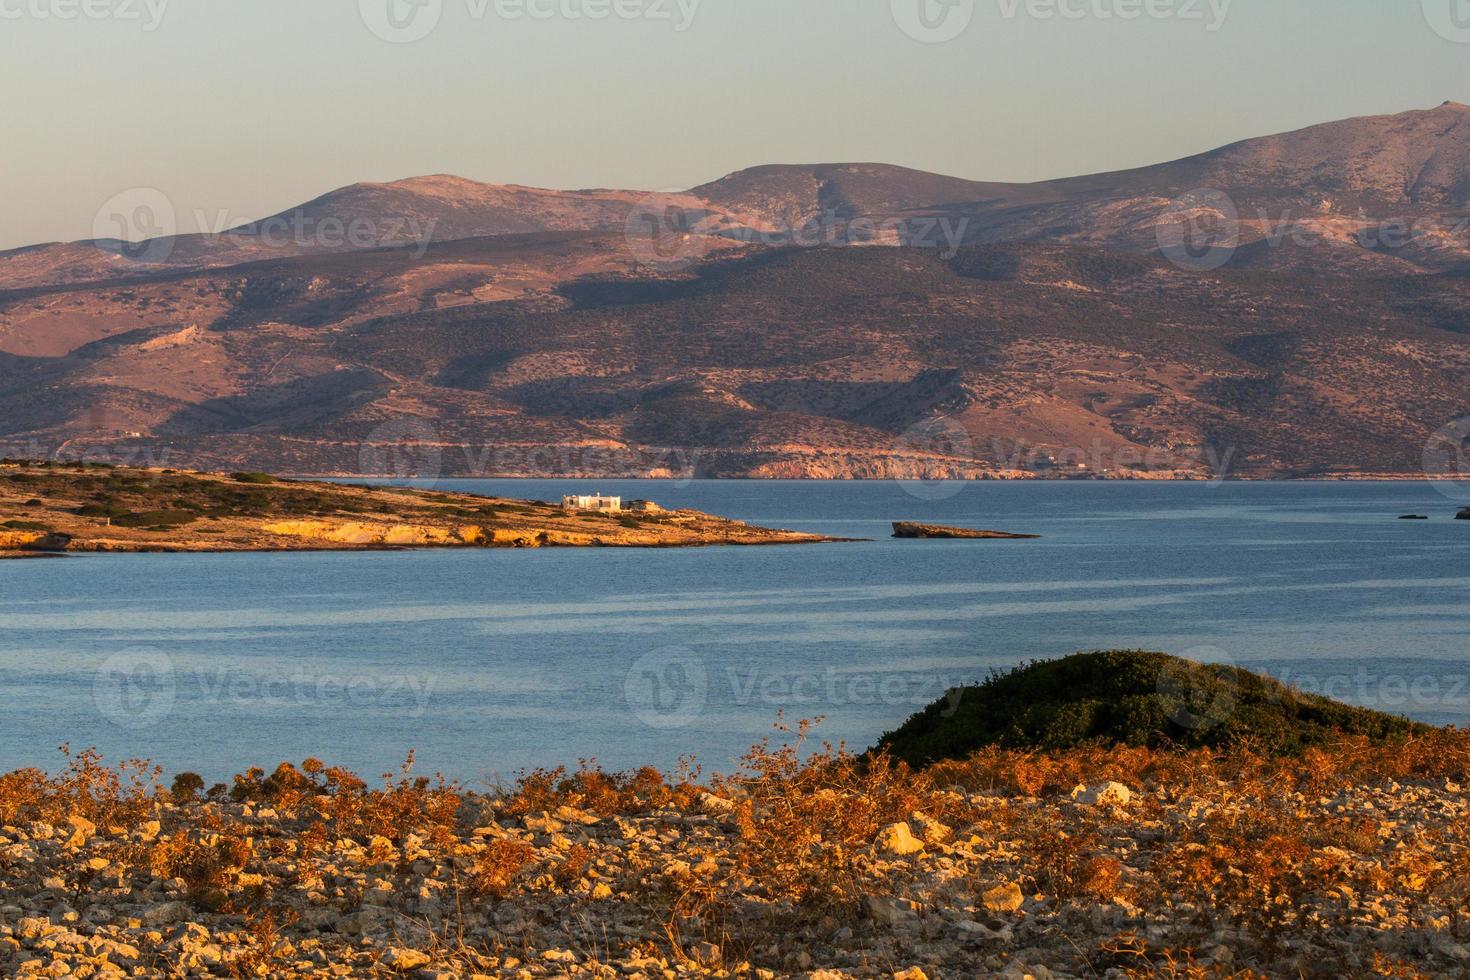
xmin=467 ymin=838 xmax=537 ymax=899
xmin=2 ymin=725 xmax=1467 ymax=970
xmin=552 ymin=842 xmax=595 ymax=888
xmin=925 ymin=730 xmax=1470 ymax=801
xmin=0 ymin=746 xmax=159 ymax=830
xmin=502 ymin=761 xmax=700 ymax=819
xmin=706 ymin=718 xmax=932 ymax=908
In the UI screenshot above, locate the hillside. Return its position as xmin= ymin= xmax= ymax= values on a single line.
xmin=1 ymin=104 xmax=1468 ymax=478
xmin=2 ymin=236 xmax=1467 ymax=478
xmin=875 ymin=651 xmax=1432 ymax=767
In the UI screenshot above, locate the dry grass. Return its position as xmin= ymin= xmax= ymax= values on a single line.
xmin=3 ymin=726 xmax=1470 ymax=976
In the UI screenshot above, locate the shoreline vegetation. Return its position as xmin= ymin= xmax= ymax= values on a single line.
xmin=4 ymin=654 xmax=1469 ymax=978
xmin=0 ymin=460 xmax=846 ymax=558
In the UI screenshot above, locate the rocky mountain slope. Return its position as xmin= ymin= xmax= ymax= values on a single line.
xmin=0 ymin=104 xmax=1467 ymax=478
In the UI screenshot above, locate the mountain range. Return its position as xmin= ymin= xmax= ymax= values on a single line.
xmin=2 ymin=102 xmax=1468 ymax=479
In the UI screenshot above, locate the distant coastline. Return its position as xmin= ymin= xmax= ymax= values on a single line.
xmin=0 ymin=462 xmax=846 ymax=559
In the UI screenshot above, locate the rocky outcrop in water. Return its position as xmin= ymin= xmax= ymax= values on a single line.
xmin=892 ymin=523 xmax=1039 ymax=540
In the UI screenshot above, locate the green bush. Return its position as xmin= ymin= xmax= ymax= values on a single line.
xmin=77 ymin=501 xmax=130 ymax=519
xmin=2 ymin=520 xmax=50 ymax=531
xmin=170 ymin=772 xmax=205 ymax=801
xmin=231 ymin=472 xmax=277 ymax=484
xmin=873 ymin=650 xmax=1432 ymax=767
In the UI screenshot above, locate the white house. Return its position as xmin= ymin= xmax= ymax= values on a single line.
xmin=562 ymin=492 xmax=622 ymax=512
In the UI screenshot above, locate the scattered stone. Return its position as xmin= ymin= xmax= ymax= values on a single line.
xmin=910 ymin=812 xmax=952 ymax=844
xmin=1071 ymin=782 xmax=1131 ymax=807
xmin=381 ymin=946 xmax=431 ymax=971
xmin=62 ymin=815 xmax=95 ymax=849
xmin=876 ymin=822 xmax=925 ymax=856
xmin=865 ymin=895 xmax=918 ymax=928
xmin=981 ymin=882 xmax=1025 ymax=914
xmin=141 ymin=902 xmax=189 ymax=927
xmin=1 ymin=742 xmax=1467 ymax=978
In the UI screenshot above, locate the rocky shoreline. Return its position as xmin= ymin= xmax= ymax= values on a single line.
xmin=4 ymin=732 xmax=1469 ymax=978
xmin=0 ymin=461 xmax=842 ymax=558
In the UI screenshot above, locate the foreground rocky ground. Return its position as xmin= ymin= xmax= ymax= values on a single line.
xmin=3 ymin=728 xmax=1470 ymax=978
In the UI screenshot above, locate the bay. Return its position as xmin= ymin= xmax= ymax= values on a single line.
xmin=0 ymin=479 xmax=1466 ymax=786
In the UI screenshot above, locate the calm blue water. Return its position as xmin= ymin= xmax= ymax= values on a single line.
xmin=1 ymin=480 xmax=1467 ymax=786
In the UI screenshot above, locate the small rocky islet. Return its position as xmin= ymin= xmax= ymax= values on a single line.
xmin=3 ymin=653 xmax=1468 ymax=978
xmin=891 ymin=523 xmax=1040 ymax=540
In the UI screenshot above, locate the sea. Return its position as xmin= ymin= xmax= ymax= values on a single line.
xmin=1 ymin=480 xmax=1466 ymax=786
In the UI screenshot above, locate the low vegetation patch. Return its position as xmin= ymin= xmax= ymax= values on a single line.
xmin=111 ymin=509 xmax=200 ymax=529
xmin=875 ymin=650 xmax=1431 ymax=767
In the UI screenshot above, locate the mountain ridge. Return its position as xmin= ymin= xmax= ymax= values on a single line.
xmin=8 ymin=100 xmax=1470 ymax=286
xmin=1 ymin=103 xmax=1468 ymax=479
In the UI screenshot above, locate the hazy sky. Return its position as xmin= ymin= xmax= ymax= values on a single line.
xmin=2 ymin=0 xmax=1468 ymax=250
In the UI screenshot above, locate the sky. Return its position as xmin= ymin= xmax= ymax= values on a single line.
xmin=2 ymin=0 xmax=1468 ymax=250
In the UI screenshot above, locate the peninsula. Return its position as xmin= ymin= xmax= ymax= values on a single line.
xmin=0 ymin=461 xmax=838 ymax=556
